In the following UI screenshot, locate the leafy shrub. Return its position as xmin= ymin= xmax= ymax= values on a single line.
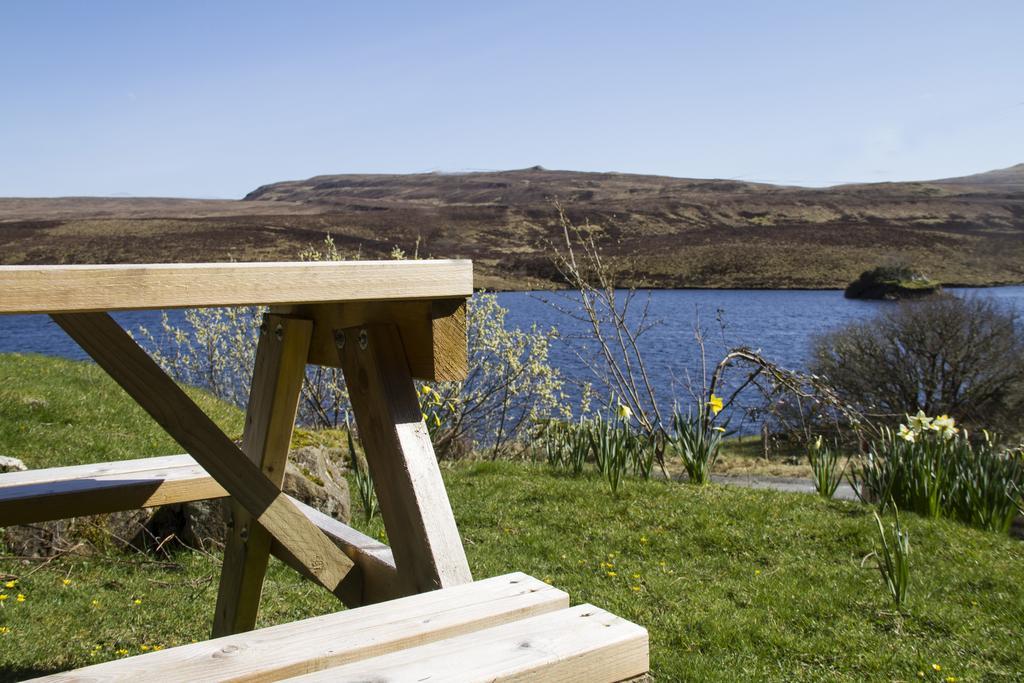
xmin=137 ymin=239 xmax=571 ymax=458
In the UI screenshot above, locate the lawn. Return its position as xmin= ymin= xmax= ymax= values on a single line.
xmin=1 ymin=353 xmax=1022 ymax=681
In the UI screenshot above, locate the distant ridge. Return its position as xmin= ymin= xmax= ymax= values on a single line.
xmin=244 ymin=163 xmax=1024 ymax=204
xmin=2 ymin=164 xmax=1022 ymax=291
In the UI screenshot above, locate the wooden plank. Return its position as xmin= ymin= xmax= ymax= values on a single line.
xmin=50 ymin=312 xmax=354 ymax=594
xmin=289 ymin=604 xmax=650 ymax=683
xmin=0 ymin=260 xmax=473 ymax=314
xmin=35 ymin=573 xmax=568 ymax=683
xmin=213 ymin=315 xmax=312 ymax=636
xmin=0 ymin=456 xmax=227 ymax=527
xmin=278 ymin=298 xmax=468 ymax=382
xmin=272 ymin=498 xmax=401 ymax=607
xmin=339 ymin=323 xmax=472 ymax=595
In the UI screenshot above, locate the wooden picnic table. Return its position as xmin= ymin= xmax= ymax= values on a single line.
xmin=0 ymin=260 xmax=649 ymax=681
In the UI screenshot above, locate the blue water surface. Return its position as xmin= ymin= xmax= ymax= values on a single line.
xmin=2 ymin=287 xmax=1022 ymax=424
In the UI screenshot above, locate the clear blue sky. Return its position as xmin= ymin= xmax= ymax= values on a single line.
xmin=1 ymin=1 xmax=1021 ymax=198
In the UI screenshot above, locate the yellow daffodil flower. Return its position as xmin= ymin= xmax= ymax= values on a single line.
xmin=907 ymin=410 xmax=932 ymax=433
xmin=898 ymin=424 xmax=917 ymax=443
xmin=933 ymin=414 xmax=958 ymax=439
xmin=708 ymin=394 xmax=724 ymax=415
xmin=617 ymin=404 xmax=633 ymax=420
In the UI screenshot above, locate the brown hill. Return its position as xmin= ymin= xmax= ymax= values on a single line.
xmin=2 ymin=165 xmax=1023 ymax=290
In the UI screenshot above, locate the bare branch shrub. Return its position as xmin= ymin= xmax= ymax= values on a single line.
xmin=811 ymin=295 xmax=1024 ymax=435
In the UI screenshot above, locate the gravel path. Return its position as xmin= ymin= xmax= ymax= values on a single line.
xmin=710 ymin=473 xmax=859 ymax=501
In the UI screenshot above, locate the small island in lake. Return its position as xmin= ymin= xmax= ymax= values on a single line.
xmin=844 ymin=263 xmax=942 ymax=300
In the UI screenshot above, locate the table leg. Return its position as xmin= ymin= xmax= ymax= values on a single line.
xmin=212 ymin=314 xmax=312 ymax=636
xmin=338 ymin=323 xmax=472 ymax=596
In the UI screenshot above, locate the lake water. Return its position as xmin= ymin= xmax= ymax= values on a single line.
xmin=2 ymin=287 xmax=1022 ymax=426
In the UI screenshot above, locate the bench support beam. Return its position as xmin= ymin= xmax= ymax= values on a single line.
xmin=51 ymin=312 xmax=355 ymax=596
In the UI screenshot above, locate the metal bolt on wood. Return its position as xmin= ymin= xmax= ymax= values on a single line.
xmin=334 ymin=329 xmax=346 ymax=350
xmin=358 ymin=328 xmax=369 ymax=350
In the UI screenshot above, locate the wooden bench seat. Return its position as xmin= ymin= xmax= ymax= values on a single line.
xmin=31 ymin=573 xmax=649 ymax=682
xmin=0 ymin=454 xmax=227 ymax=526
xmin=0 ymin=455 xmax=402 ymax=606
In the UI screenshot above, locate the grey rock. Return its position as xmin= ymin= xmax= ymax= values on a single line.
xmin=0 ymin=456 xmax=27 ymax=473
xmin=283 ymin=446 xmax=352 ymax=523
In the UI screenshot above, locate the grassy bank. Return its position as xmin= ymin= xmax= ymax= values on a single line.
xmin=1 ymin=354 xmax=1022 ymax=681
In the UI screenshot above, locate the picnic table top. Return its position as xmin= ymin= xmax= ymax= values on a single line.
xmin=0 ymin=260 xmax=473 ymax=314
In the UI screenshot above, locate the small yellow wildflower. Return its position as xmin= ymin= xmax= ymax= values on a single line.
xmin=91 ymin=599 xmax=100 ymax=608
xmin=0 ymin=594 xmax=8 ymax=602
xmin=708 ymin=394 xmax=724 ymax=415
xmin=140 ymin=645 xmax=150 ymax=652
xmin=632 ymin=573 xmax=641 ymax=579
xmin=542 ymin=577 xmax=552 ymax=584
xmin=132 ymin=598 xmax=142 ymax=606
xmin=62 ymin=578 xmax=72 ymax=587
xmin=945 ymin=677 xmax=957 ymax=683
xmin=640 ymin=536 xmax=648 ymax=544
xmin=16 ymin=594 xmax=25 ymax=602
xmin=917 ymin=673 xmax=925 ymax=679
xmin=116 ymin=649 xmax=129 ymax=657
xmin=3 ymin=580 xmax=15 ymax=589
xmin=932 ymin=663 xmax=942 ymax=672
xmin=755 ymin=569 xmax=762 ymax=576
xmin=152 ymin=645 xmax=164 ymax=651
xmin=631 ymin=585 xmax=642 ymax=592
xmin=606 ymin=571 xmax=617 ymax=577
xmin=0 ymin=626 xmax=9 ymax=635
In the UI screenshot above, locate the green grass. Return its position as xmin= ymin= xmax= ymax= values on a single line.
xmin=0 ymin=353 xmax=244 ymax=469
xmin=2 ymin=354 xmax=1023 ymax=681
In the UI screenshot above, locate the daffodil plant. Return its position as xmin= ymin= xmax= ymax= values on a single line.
xmin=668 ymin=393 xmax=726 ymax=486
xmin=853 ymin=411 xmax=1024 ymax=533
